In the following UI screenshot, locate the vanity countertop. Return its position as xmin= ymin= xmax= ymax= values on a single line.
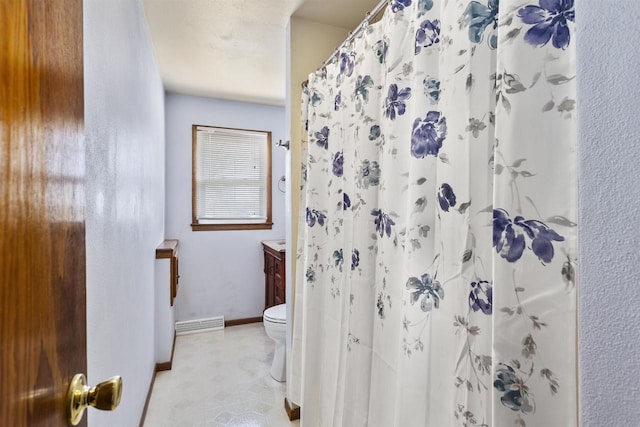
xmin=262 ymin=239 xmax=286 ymax=252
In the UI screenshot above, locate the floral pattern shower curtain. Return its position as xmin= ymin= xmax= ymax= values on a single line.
xmin=291 ymin=0 xmax=577 ymax=426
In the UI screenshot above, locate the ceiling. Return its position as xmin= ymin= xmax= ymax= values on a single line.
xmin=142 ymin=0 xmax=380 ymax=106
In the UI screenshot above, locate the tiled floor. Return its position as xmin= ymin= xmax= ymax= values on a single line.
xmin=144 ymin=323 xmax=300 ymax=427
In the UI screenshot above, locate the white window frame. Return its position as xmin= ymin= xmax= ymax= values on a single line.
xmin=191 ymin=124 xmax=272 ymax=231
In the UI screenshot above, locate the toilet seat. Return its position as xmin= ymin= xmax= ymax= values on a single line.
xmin=264 ymin=304 xmax=286 ymax=324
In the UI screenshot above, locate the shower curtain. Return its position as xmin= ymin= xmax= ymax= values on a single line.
xmin=291 ymin=0 xmax=577 ymax=425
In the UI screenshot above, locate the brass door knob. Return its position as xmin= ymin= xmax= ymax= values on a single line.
xmin=67 ymin=374 xmax=122 ymax=425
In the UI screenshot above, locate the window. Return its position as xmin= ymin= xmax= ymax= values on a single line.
xmin=192 ymin=125 xmax=272 ymax=231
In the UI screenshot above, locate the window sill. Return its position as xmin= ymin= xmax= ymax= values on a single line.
xmin=191 ymin=222 xmax=274 ymax=231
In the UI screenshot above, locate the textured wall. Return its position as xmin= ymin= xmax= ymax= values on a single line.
xmin=84 ymin=0 xmax=166 ymax=425
xmin=577 ymin=1 xmax=640 ymax=424
xmin=155 ymin=260 xmax=174 ymax=363
xmin=165 ymin=93 xmax=286 ymax=322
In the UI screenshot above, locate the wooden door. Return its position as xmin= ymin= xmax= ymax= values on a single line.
xmin=1 ymin=1 xmax=87 ymax=426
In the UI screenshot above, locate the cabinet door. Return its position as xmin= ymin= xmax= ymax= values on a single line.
xmin=274 ymin=257 xmax=285 ymax=306
xmin=264 ymin=253 xmax=275 ymax=308
xmin=171 ymin=254 xmax=179 ymax=305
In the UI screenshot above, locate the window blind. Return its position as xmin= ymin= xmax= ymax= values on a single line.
xmin=195 ymin=126 xmax=268 ymax=223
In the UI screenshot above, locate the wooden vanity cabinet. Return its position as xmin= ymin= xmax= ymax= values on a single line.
xmin=156 ymin=239 xmax=179 ymax=306
xmin=263 ymin=243 xmax=285 ymax=309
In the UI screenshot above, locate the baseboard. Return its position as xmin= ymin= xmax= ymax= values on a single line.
xmin=155 ymin=361 xmax=170 ymax=372
xmin=156 ymin=331 xmax=177 ymax=372
xmin=284 ymin=398 xmax=300 ymax=421
xmin=139 ymin=367 xmax=157 ymax=427
xmin=224 ymin=316 xmax=263 ymax=327
xmin=140 ymin=332 xmax=177 ymax=426
xmin=169 ymin=329 xmax=176 ymax=364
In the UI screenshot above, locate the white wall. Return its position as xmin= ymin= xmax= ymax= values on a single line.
xmin=577 ymin=1 xmax=640 ymax=424
xmin=165 ymin=93 xmax=286 ymax=322
xmin=155 ymin=260 xmax=174 ymax=363
xmin=84 ymin=0 xmax=165 ymax=425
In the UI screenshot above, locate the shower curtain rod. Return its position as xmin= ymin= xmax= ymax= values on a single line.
xmin=307 ymin=0 xmax=389 ymax=82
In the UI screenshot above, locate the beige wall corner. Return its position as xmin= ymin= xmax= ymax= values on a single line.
xmin=288 ymin=17 xmax=349 ymax=294
xmin=285 ymin=17 xmax=349 ymax=404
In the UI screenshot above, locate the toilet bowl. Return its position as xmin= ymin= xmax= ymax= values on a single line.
xmin=263 ymin=304 xmax=286 ymax=382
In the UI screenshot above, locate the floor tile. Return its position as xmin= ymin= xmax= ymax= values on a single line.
xmin=144 ymin=324 xmax=299 ymax=427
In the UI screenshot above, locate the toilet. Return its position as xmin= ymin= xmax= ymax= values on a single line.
xmin=263 ymin=304 xmax=286 ymax=382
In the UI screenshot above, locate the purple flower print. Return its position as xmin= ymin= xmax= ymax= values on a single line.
xmin=306 ymin=208 xmax=327 ymax=228
xmin=391 ymin=0 xmax=412 ymax=13
xmin=494 ymin=363 xmax=535 ymax=414
xmin=343 ymin=193 xmax=351 ymax=210
xmin=411 ymin=111 xmax=447 ymax=158
xmin=469 ymin=280 xmax=492 ymax=315
xmin=369 ymin=125 xmax=381 ymax=141
xmin=351 ymin=249 xmax=360 ymax=271
xmin=406 ymin=273 xmax=444 ymax=312
xmin=371 ymin=209 xmax=396 ymax=238
xmin=518 ymin=0 xmax=575 ymax=49
xmin=306 ymin=267 xmax=316 ymax=283
xmin=339 ymin=51 xmax=356 ymax=77
xmin=384 ymin=84 xmax=412 ymax=121
xmin=493 ymin=208 xmax=565 ymax=264
xmin=437 ymin=183 xmax=457 ymax=212
xmin=332 ymin=151 xmax=344 ymax=177
xmin=334 ymin=92 xmax=342 ymax=111
xmin=315 ymin=126 xmax=329 ymax=149
xmin=374 ymin=40 xmax=388 ymax=64
xmin=415 ymin=19 xmax=441 ymax=55
xmin=333 ymin=249 xmax=344 ymax=271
